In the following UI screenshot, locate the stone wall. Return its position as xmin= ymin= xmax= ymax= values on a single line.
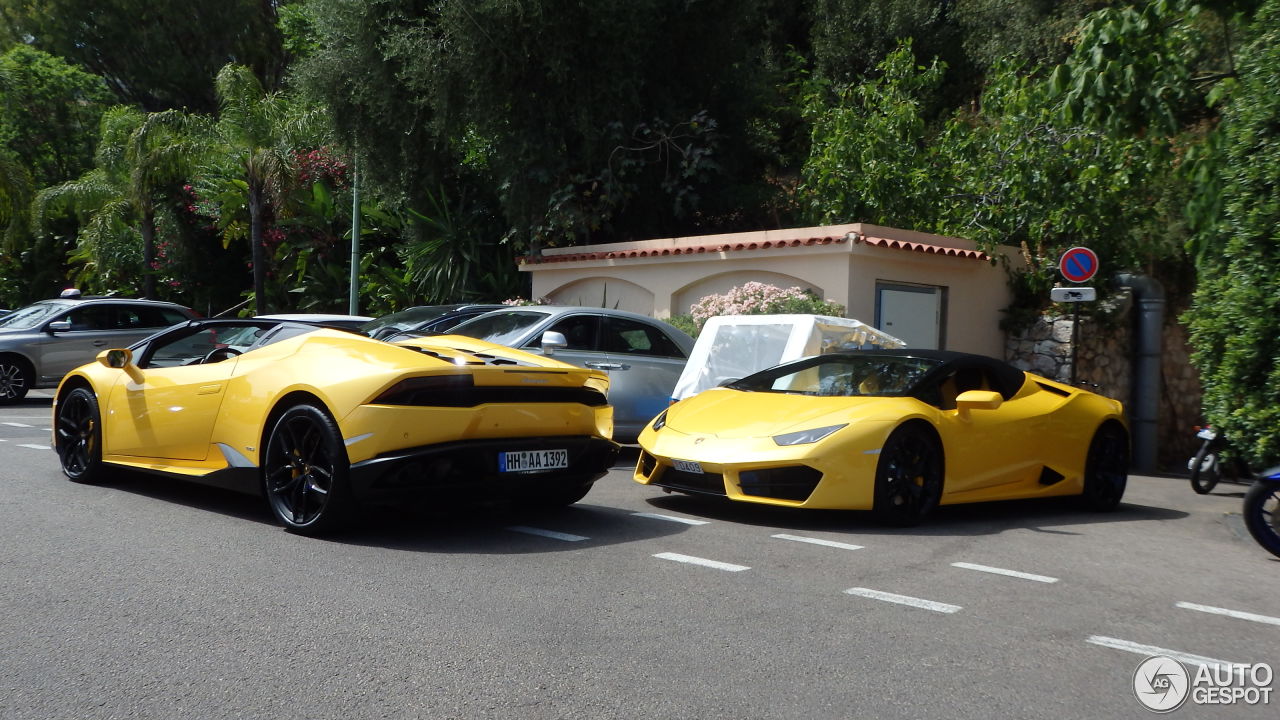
xmin=1005 ymin=305 xmax=1202 ymax=472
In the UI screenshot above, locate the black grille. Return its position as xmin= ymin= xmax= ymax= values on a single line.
xmin=654 ymin=468 xmax=726 ymax=496
xmin=737 ymin=466 xmax=823 ymax=502
xmin=381 ymin=386 xmax=607 ymax=407
xmin=638 ymin=451 xmax=657 ymax=477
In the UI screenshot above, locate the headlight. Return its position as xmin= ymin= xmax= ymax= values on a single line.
xmin=772 ymin=424 xmax=847 ymax=446
xmin=651 ymin=410 xmax=668 ymax=431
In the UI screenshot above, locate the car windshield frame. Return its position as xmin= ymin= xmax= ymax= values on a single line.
xmin=448 ymin=309 xmax=551 ymax=346
xmin=0 ymin=301 xmax=72 ymax=330
xmin=361 ymin=306 xmax=459 ymax=335
xmin=726 ymin=354 xmax=944 ymax=398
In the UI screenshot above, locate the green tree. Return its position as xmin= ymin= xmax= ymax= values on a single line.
xmin=1184 ymin=0 xmax=1280 ymax=464
xmin=0 ymin=0 xmax=286 ymax=111
xmin=32 ymin=106 xmax=202 ymax=297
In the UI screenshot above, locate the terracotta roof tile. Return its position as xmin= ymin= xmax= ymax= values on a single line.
xmin=519 ymin=232 xmax=987 ymax=264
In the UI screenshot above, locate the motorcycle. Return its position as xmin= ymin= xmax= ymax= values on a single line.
xmin=1243 ymin=471 xmax=1280 ymax=560
xmin=1187 ymin=426 xmax=1256 ymax=494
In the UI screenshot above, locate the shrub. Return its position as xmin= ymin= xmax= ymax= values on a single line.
xmin=687 ymin=282 xmax=845 ymax=333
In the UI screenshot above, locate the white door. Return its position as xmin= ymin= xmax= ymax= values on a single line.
xmin=877 ymin=284 xmax=943 ymax=349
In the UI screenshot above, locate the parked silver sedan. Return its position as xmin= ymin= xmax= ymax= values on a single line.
xmin=445 ymin=307 xmax=694 ymax=442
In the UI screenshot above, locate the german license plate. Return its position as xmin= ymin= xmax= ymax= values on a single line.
xmin=672 ymin=459 xmax=703 ymax=474
xmin=499 ymin=449 xmax=569 ymax=473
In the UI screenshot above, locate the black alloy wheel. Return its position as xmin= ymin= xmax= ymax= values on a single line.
xmin=1189 ymin=442 xmax=1220 ymax=495
xmin=873 ymin=424 xmax=944 ymax=526
xmin=1082 ymin=422 xmax=1129 ymax=511
xmin=56 ymin=387 xmax=107 ymax=483
xmin=263 ymin=403 xmax=352 ymax=535
xmin=0 ymin=358 xmax=30 ymax=404
xmin=1243 ymin=479 xmax=1280 ymax=559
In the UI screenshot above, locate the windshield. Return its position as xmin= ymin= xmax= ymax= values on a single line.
xmin=0 ymin=301 xmax=69 ymax=330
xmin=361 ymin=306 xmax=455 ymax=335
xmin=729 ymin=355 xmax=942 ymax=397
xmin=449 ymin=310 xmax=549 ymax=346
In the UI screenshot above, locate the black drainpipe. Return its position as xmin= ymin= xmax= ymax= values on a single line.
xmin=1114 ymin=273 xmax=1164 ymax=473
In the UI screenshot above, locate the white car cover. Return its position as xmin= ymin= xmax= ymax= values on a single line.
xmin=670 ymin=314 xmax=905 ymax=401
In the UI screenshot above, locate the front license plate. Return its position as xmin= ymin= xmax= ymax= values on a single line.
xmin=499 ymin=449 xmax=569 ymax=473
xmin=672 ymin=459 xmax=703 ymax=474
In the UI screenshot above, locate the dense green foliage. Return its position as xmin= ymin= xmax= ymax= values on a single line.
xmin=0 ymin=0 xmax=1277 ymax=457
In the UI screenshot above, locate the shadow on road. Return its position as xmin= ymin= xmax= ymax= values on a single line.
xmin=638 ymin=490 xmax=1188 ymax=538
xmin=99 ymin=467 xmax=688 ymax=553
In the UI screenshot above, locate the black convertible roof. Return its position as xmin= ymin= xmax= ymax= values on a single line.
xmin=807 ymin=348 xmax=1030 ymax=399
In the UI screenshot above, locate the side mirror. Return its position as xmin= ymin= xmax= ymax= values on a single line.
xmin=47 ymin=320 xmax=71 ymax=333
xmin=540 ymin=330 xmax=568 ymax=355
xmin=956 ymin=390 xmax=1003 ymax=416
xmin=98 ymin=348 xmax=134 ymax=369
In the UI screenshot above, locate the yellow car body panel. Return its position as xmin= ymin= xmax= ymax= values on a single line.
xmin=56 ymin=326 xmax=615 ymax=487
xmin=635 ymin=353 xmax=1126 ymax=513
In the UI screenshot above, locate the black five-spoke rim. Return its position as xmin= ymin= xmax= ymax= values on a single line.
xmin=0 ymin=363 xmax=25 ymax=400
xmin=1088 ymin=426 xmax=1128 ymax=504
xmin=883 ymin=432 xmax=941 ymax=516
xmin=56 ymin=392 xmax=96 ymax=475
xmin=266 ymin=415 xmax=335 ymax=526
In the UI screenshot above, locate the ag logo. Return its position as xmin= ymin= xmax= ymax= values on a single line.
xmin=1134 ymin=656 xmax=1190 ymax=713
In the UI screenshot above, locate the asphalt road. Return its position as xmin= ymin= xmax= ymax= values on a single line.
xmin=2 ymin=392 xmax=1277 ymax=719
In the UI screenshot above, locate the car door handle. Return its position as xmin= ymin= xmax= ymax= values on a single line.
xmin=197 ymin=384 xmax=223 ymax=395
xmin=585 ymin=362 xmax=629 ymax=371
xmin=92 ymin=340 xmax=108 ymax=347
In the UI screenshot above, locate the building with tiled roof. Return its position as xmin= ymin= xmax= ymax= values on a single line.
xmin=519 ymin=223 xmax=1024 ymax=356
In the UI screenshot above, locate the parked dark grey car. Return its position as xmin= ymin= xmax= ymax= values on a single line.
xmin=0 ymin=296 xmax=197 ymax=403
xmin=446 ymin=306 xmax=694 ymax=442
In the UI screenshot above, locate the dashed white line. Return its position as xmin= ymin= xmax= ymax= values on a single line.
xmin=631 ymin=512 xmax=709 ymax=526
xmin=17 ymin=444 xmax=50 ymax=450
xmin=843 ymin=587 xmax=962 ymax=614
xmin=1086 ymin=636 xmax=1237 ymax=668
xmin=2 ymin=422 xmax=33 ymax=428
xmin=950 ymin=562 xmax=1059 ymax=583
xmin=505 ymin=526 xmax=588 ymax=542
xmin=772 ymin=533 xmax=865 ymax=551
xmin=1176 ymin=601 xmax=1280 ymax=627
xmin=653 ymin=552 xmax=749 ymax=572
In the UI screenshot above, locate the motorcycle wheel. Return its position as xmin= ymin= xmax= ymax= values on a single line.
xmin=1189 ymin=443 xmax=1220 ymax=494
xmin=1242 ymin=479 xmax=1280 ymax=559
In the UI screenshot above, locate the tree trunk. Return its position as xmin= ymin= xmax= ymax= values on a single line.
xmin=249 ymin=181 xmax=269 ymax=315
xmin=140 ymin=207 xmax=157 ymax=299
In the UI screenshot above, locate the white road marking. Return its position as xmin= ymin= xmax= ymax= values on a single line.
xmin=505 ymin=526 xmax=588 ymax=542
xmin=950 ymin=562 xmax=1059 ymax=583
xmin=843 ymin=587 xmax=962 ymax=613
xmin=632 ymin=512 xmax=709 ymax=526
xmin=2 ymin=422 xmax=33 ymax=428
xmin=772 ymin=533 xmax=865 ymax=551
xmin=1086 ymin=636 xmax=1236 ymax=668
xmin=1176 ymin=601 xmax=1280 ymax=627
xmin=18 ymin=444 xmax=51 ymax=450
xmin=653 ymin=552 xmax=749 ymax=572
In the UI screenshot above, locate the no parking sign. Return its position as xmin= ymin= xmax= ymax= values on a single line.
xmin=1059 ymin=246 xmax=1099 ymax=283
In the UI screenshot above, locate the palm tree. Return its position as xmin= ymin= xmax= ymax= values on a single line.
xmin=33 ymin=106 xmax=202 ymax=298
xmin=209 ymin=64 xmax=323 ymax=315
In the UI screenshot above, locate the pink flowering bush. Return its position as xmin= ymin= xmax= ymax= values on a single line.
xmin=686 ymin=282 xmax=845 ymax=333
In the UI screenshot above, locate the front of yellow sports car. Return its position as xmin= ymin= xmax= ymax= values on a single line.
xmin=635 ymin=387 xmax=927 ymax=509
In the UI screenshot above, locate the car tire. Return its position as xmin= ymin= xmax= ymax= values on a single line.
xmin=55 ymin=386 xmax=109 ymax=484
xmin=262 ymin=403 xmax=353 ymax=535
xmin=0 ymin=356 xmax=32 ymax=404
xmin=872 ymin=424 xmax=944 ymax=526
xmin=1188 ymin=443 xmax=1220 ymax=495
xmin=1242 ymin=479 xmax=1280 ymax=559
xmin=1081 ymin=422 xmax=1129 ymax=511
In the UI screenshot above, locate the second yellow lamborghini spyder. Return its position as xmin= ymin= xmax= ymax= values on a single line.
xmin=634 ymin=350 xmax=1128 ymax=525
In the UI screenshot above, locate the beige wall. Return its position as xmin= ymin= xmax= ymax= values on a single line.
xmin=522 ymin=223 xmax=1022 ymax=357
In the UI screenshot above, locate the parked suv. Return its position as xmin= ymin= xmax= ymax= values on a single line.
xmin=0 ymin=296 xmax=197 ymax=403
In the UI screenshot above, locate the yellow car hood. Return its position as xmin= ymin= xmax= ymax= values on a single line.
xmin=665 ymin=388 xmax=906 ymax=439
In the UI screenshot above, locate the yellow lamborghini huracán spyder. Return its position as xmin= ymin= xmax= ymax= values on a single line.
xmin=635 ymin=350 xmax=1129 ymax=525
xmin=53 ymin=318 xmax=619 ymax=535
